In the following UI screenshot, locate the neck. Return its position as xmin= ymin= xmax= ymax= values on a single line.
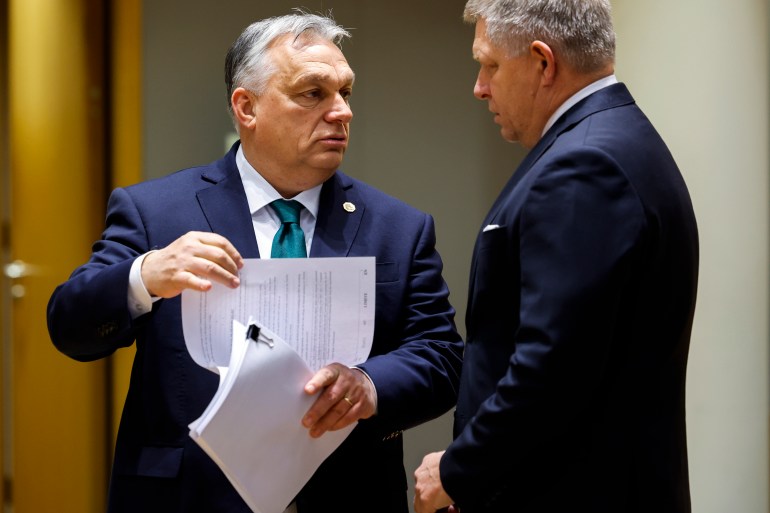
xmin=550 ymin=65 xmax=614 ymax=113
xmin=524 ymin=65 xmax=614 ymax=149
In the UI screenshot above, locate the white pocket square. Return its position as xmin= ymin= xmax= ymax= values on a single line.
xmin=482 ymin=224 xmax=501 ymax=232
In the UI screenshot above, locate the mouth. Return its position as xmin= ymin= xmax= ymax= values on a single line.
xmin=318 ymin=134 xmax=348 ymax=149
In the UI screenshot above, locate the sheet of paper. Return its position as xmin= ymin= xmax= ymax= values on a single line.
xmin=189 ymin=320 xmax=355 ymax=513
xmin=181 ymin=257 xmax=375 ymax=372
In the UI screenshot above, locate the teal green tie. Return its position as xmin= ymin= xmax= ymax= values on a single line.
xmin=270 ymin=199 xmax=307 ymax=258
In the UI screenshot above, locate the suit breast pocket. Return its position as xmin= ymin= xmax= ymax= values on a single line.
xmin=474 ymin=225 xmax=516 ymax=294
xmin=476 ymin=224 xmax=509 ymax=254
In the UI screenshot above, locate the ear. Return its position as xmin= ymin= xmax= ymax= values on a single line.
xmin=530 ymin=41 xmax=556 ymax=86
xmin=231 ymin=87 xmax=258 ymax=130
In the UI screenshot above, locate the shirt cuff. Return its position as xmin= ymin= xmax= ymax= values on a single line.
xmin=128 ymin=251 xmax=158 ymax=319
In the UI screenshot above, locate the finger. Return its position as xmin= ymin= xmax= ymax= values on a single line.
xmin=182 ymin=271 xmax=214 ymax=292
xmin=303 ymin=364 xmax=342 ymax=395
xmin=187 ymin=253 xmax=240 ymax=289
xmin=302 ymin=364 xmax=355 ymax=434
xmin=143 ymin=232 xmax=242 ymax=297
xmin=413 ymin=453 xmax=452 ymax=513
xmin=142 ymin=249 xmax=200 ymax=298
xmin=308 ymin=396 xmax=356 ymax=438
xmin=181 ymin=238 xmax=242 ymax=283
xmin=306 ymin=367 xmax=377 ymax=433
xmin=327 ymin=395 xmax=360 ymax=432
xmin=190 ymin=232 xmax=244 ymax=272
xmin=302 ymin=376 xmax=349 ymax=432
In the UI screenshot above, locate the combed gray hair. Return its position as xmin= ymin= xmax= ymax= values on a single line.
xmin=464 ymin=0 xmax=615 ymax=73
xmin=224 ymin=11 xmax=351 ymax=117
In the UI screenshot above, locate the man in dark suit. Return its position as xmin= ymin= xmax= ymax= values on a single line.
xmin=414 ymin=1 xmax=698 ymax=512
xmin=47 ymin=12 xmax=463 ymax=513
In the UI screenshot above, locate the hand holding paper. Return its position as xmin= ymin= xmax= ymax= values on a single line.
xmin=302 ymin=363 xmax=377 ymax=438
xmin=181 ymin=257 xmax=375 ymax=372
xmin=189 ymin=320 xmax=356 ymax=513
xmin=143 ymin=231 xmax=244 ymax=297
xmin=182 ymin=257 xmax=376 ymax=512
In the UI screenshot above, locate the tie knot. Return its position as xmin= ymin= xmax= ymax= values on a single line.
xmin=270 ymin=199 xmax=303 ymax=224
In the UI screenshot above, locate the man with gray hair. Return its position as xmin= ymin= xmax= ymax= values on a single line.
xmin=414 ymin=1 xmax=697 ymax=512
xmin=48 ymin=12 xmax=463 ymax=513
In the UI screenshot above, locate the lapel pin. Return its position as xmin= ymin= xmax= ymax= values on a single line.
xmin=343 ymin=202 xmax=356 ymax=213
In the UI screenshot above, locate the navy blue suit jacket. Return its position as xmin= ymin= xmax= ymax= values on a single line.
xmin=440 ymin=84 xmax=698 ymax=513
xmin=47 ymin=144 xmax=463 ymax=513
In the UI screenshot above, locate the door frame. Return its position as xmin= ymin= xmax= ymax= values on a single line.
xmin=0 ymin=1 xmax=141 ymax=511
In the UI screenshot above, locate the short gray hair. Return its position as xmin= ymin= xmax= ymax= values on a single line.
xmin=464 ymin=0 xmax=615 ymax=73
xmin=224 ymin=11 xmax=351 ymax=117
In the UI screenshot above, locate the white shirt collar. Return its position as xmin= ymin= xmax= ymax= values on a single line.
xmin=235 ymin=145 xmax=322 ymax=220
xmin=542 ymin=74 xmax=618 ymax=136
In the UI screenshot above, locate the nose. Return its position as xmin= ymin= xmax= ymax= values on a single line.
xmin=473 ymin=73 xmax=490 ymax=100
xmin=326 ymin=93 xmax=353 ymax=124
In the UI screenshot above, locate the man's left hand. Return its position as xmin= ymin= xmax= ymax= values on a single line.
xmin=414 ymin=451 xmax=453 ymax=513
xmin=302 ymin=363 xmax=376 ymax=438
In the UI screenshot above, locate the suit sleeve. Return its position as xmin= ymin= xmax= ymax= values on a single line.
xmin=440 ymin=149 xmax=647 ymax=508
xmin=47 ymin=187 xmax=151 ymax=361
xmin=357 ymin=213 xmax=464 ymax=433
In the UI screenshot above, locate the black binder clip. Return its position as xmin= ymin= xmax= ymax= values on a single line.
xmin=246 ymin=323 xmax=260 ymax=342
xmin=246 ymin=323 xmax=274 ymax=348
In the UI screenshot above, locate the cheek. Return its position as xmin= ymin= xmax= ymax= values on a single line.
xmin=496 ymin=99 xmax=517 ymax=125
xmin=499 ymin=85 xmax=529 ymax=119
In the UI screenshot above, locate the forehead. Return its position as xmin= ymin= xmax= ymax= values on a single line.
xmin=472 ymin=20 xmax=493 ymax=59
xmin=269 ymin=34 xmax=355 ymax=85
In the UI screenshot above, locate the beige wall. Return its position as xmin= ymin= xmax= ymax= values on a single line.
xmin=143 ymin=1 xmax=770 ymax=511
xmin=613 ymin=1 xmax=770 ymax=511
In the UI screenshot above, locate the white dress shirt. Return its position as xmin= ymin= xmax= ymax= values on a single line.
xmin=542 ymin=74 xmax=618 ymax=136
xmin=126 ymin=148 xmax=372 ymax=513
xmin=236 ymin=145 xmax=321 ymax=258
xmin=127 ymin=145 xmax=321 ymax=318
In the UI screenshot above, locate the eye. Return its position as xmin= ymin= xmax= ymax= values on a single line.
xmin=478 ymin=62 xmax=498 ymax=80
xmin=481 ymin=60 xmax=498 ymax=71
xmin=303 ymin=89 xmax=322 ymax=99
xmin=340 ymin=89 xmax=352 ymax=101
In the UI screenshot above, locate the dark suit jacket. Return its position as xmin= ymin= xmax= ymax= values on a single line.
xmin=440 ymin=84 xmax=698 ymax=513
xmin=47 ymin=143 xmax=463 ymax=513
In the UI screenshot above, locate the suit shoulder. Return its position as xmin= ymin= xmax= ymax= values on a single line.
xmin=123 ymin=149 xmax=234 ymax=193
xmin=119 ymin=151 xmax=236 ymax=207
xmin=339 ymin=171 xmax=427 ymax=220
xmin=123 ymin=165 xmax=208 ymax=194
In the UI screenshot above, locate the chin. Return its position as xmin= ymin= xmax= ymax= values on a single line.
xmin=299 ymin=168 xmax=338 ymax=190
xmin=313 ymin=154 xmax=345 ymax=172
xmin=500 ymin=129 xmax=518 ymax=143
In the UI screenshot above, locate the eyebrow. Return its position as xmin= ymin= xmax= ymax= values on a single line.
xmin=294 ymin=70 xmax=356 ymax=88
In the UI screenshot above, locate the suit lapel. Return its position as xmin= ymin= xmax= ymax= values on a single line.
xmin=468 ymin=83 xmax=637 ymax=323
xmin=467 ymin=119 xmax=557 ymax=323
xmin=195 ymin=146 xmax=261 ymax=258
xmin=479 ymin=85 xmax=628 ymax=226
xmin=310 ymin=172 xmax=363 ymax=258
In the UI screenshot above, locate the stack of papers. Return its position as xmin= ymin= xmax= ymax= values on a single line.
xmin=182 ymin=257 xmax=376 ymax=513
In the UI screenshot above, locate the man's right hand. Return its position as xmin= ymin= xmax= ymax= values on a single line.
xmin=141 ymin=231 xmax=244 ymax=298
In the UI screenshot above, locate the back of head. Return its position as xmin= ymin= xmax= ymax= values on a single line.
xmin=224 ymin=11 xmax=351 ymax=117
xmin=464 ymin=0 xmax=616 ymax=73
